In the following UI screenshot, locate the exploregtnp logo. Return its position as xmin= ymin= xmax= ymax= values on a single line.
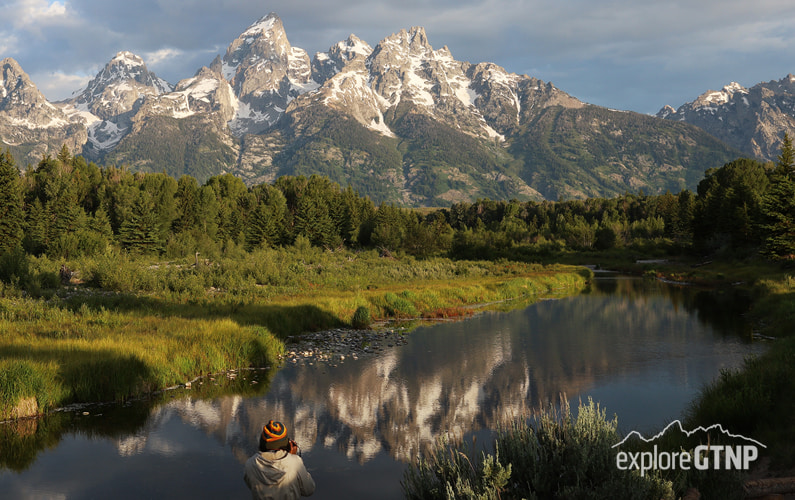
xmin=612 ymin=420 xmax=766 ymax=477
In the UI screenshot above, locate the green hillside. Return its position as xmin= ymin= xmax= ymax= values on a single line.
xmin=510 ymin=105 xmax=745 ymax=200
xmin=93 ymin=104 xmax=743 ymax=206
xmin=103 ymin=115 xmax=238 ymax=181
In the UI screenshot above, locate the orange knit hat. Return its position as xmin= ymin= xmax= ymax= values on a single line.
xmin=259 ymin=420 xmax=289 ymax=451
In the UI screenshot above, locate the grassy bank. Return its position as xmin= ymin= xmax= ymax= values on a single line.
xmin=676 ymin=262 xmax=795 ymax=471
xmin=0 ymin=247 xmax=590 ymax=421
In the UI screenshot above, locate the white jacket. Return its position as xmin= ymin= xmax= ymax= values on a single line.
xmin=244 ymin=450 xmax=316 ymax=500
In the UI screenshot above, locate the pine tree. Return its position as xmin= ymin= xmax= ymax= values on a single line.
xmin=23 ymin=198 xmax=49 ymax=255
xmin=371 ymin=203 xmax=406 ymax=252
xmin=173 ymin=176 xmax=200 ymax=234
xmin=760 ymin=180 xmax=795 ymax=260
xmin=0 ymin=150 xmax=24 ymax=252
xmin=56 ymin=144 xmax=72 ymax=165
xmin=245 ymin=185 xmax=288 ymax=250
xmin=293 ymin=194 xmax=337 ymax=247
xmin=119 ymin=196 xmax=163 ymax=253
xmin=760 ymin=133 xmax=795 ymax=260
xmin=777 ymin=132 xmax=794 ymax=175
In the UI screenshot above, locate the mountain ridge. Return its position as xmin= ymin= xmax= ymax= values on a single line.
xmin=1 ymin=12 xmax=745 ymax=204
xmin=657 ymin=74 xmax=795 ymax=162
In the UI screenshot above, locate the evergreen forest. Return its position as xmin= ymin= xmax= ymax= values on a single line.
xmin=2 ymin=138 xmax=794 ymax=272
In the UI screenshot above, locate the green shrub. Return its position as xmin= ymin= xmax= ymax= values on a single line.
xmin=0 ymin=249 xmax=25 ymax=280
xmin=351 ymin=306 xmax=371 ymax=329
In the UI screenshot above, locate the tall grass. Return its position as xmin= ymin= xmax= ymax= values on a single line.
xmin=749 ymin=274 xmax=795 ymax=338
xmin=0 ymin=298 xmax=283 ymax=419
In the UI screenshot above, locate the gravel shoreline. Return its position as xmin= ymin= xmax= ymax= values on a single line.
xmin=280 ymin=326 xmax=412 ymax=366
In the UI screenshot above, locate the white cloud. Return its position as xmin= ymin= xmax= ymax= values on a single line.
xmin=0 ymin=33 xmax=20 ymax=54
xmin=5 ymin=0 xmax=75 ymax=37
xmin=144 ymin=48 xmax=184 ymax=67
xmin=31 ymin=70 xmax=93 ymax=101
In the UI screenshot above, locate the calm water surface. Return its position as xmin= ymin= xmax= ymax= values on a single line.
xmin=0 ymin=277 xmax=768 ymax=499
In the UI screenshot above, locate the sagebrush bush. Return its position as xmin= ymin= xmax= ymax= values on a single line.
xmin=402 ymin=434 xmax=511 ymax=500
xmin=403 ymin=397 xmax=675 ymax=500
xmin=497 ymin=397 xmax=674 ymax=500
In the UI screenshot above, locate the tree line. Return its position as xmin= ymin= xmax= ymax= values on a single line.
xmin=1 ymin=137 xmax=794 ymax=266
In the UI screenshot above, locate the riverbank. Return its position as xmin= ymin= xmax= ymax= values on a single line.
xmin=603 ymin=256 xmax=795 ymax=480
xmin=399 ymin=256 xmax=795 ymax=499
xmin=0 ymin=249 xmax=591 ymax=421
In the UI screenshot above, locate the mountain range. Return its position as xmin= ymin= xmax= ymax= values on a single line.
xmin=1 ymin=12 xmax=786 ymax=205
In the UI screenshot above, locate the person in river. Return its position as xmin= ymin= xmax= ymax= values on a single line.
xmin=244 ymin=420 xmax=316 ymax=499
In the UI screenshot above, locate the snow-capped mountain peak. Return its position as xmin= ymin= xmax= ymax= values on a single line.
xmin=312 ymin=35 xmax=373 ymax=84
xmin=2 ymin=58 xmax=50 ymax=109
xmin=220 ymin=12 xmax=292 ymax=86
xmin=56 ymin=52 xmax=173 ymax=153
xmin=108 ymin=51 xmax=146 ymax=73
xmin=214 ymin=12 xmax=318 ymax=135
xmin=1 ymin=57 xmax=86 ymax=157
xmin=657 ymin=73 xmax=795 ymax=161
xmin=67 ymin=51 xmax=173 ymax=120
xmin=241 ymin=13 xmax=280 ymax=38
xmin=697 ymin=81 xmax=748 ymax=106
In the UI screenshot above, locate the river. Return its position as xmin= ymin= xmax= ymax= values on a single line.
xmin=0 ymin=276 xmax=768 ymax=499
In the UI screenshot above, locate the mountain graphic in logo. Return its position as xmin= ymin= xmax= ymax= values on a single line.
xmin=612 ymin=420 xmax=766 ymax=448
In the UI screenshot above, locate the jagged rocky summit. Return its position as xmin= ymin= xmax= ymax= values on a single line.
xmin=657 ymin=75 xmax=795 ymax=162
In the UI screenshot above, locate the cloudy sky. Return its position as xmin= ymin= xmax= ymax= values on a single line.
xmin=3 ymin=0 xmax=795 ymax=114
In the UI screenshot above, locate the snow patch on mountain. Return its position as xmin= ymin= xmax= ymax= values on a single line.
xmin=6 ymin=113 xmax=69 ymax=129
xmin=242 ymin=15 xmax=278 ymax=38
xmin=59 ymin=101 xmax=101 ymax=127
xmin=333 ymin=36 xmax=373 ymax=61
xmin=177 ymin=74 xmax=221 ymax=103
xmin=88 ymin=120 xmax=127 ymax=151
xmin=694 ymin=82 xmax=748 ymax=109
xmin=405 ymin=56 xmax=435 ymax=107
xmin=229 ymin=100 xmax=276 ymax=135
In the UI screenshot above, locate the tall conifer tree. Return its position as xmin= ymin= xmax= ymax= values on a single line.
xmin=0 ymin=150 xmax=24 ymax=252
xmin=760 ymin=132 xmax=795 ymax=259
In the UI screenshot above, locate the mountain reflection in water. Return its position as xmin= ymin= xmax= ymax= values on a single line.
xmin=0 ymin=278 xmax=767 ymax=499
